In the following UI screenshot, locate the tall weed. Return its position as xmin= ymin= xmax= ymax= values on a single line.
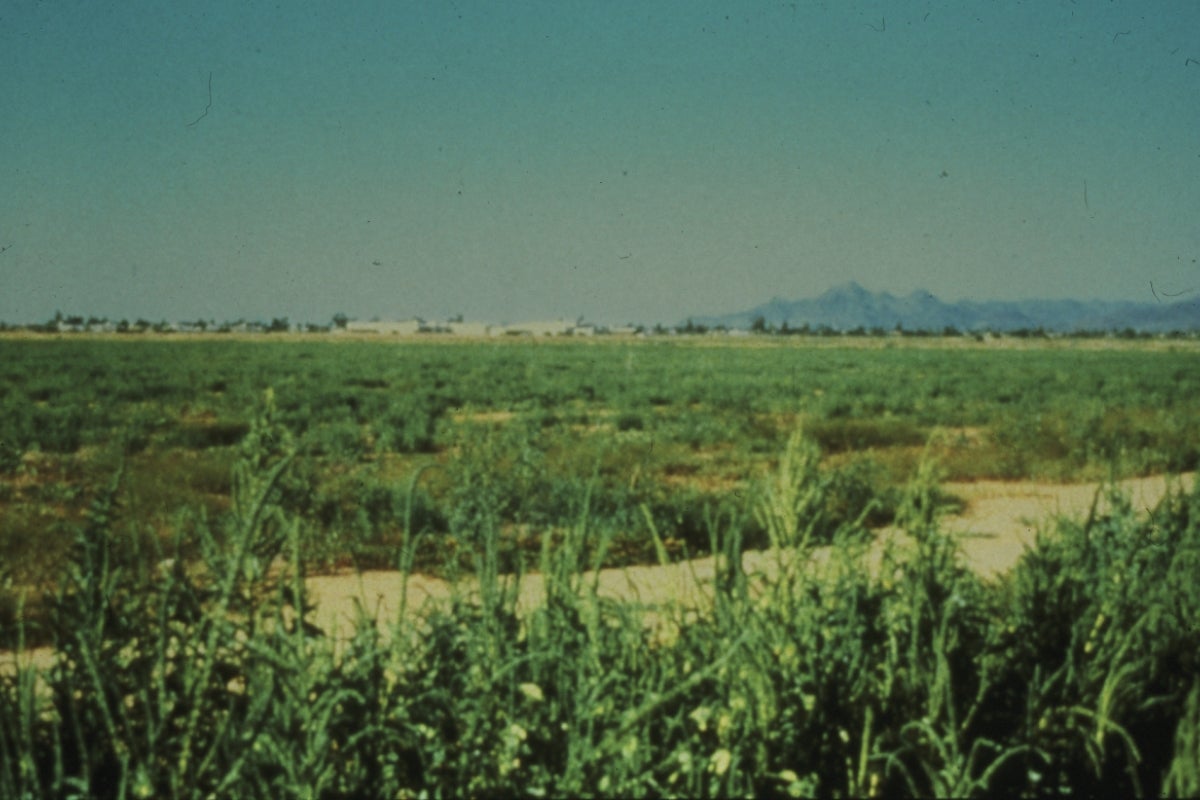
xmin=989 ymin=476 xmax=1200 ymax=795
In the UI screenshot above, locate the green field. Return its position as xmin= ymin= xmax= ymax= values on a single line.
xmin=2 ymin=337 xmax=1198 ymax=579
xmin=2 ymin=336 xmax=1200 ymax=797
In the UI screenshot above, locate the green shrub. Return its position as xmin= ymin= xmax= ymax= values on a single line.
xmin=377 ymin=393 xmax=443 ymax=454
xmin=751 ymin=428 xmax=881 ymax=550
xmin=615 ymin=412 xmax=644 ymax=432
xmin=171 ymin=419 xmax=252 ymax=450
xmin=30 ymin=406 xmax=85 ymax=454
xmin=0 ymin=441 xmax=22 ymax=474
xmin=307 ymin=418 xmax=366 ymax=459
xmin=808 ymin=416 xmax=927 ymax=454
xmin=986 ymin=478 xmax=1200 ymax=795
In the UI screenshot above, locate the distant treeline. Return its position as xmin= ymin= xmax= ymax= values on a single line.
xmin=3 ymin=311 xmax=1199 ymax=340
xmin=673 ymin=316 xmax=1199 ymax=339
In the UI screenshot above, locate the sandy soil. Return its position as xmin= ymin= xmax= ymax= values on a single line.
xmin=304 ymin=472 xmax=1194 ymax=639
xmin=4 ymin=472 xmax=1193 ymax=674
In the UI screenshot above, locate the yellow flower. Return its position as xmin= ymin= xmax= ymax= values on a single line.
xmin=519 ymin=682 xmax=544 ymax=703
xmin=621 ymin=736 xmax=638 ymax=760
xmin=709 ymin=748 xmax=733 ymax=776
xmin=779 ymin=768 xmax=810 ymax=797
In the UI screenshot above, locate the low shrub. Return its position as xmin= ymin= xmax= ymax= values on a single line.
xmin=377 ymin=393 xmax=444 ymax=454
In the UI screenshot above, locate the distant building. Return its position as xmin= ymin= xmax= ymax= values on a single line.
xmin=447 ymin=321 xmax=492 ymax=337
xmin=341 ymin=319 xmax=425 ymax=335
xmin=54 ymin=319 xmax=85 ymax=334
xmin=332 ymin=316 xmax=599 ymax=338
xmin=226 ymin=321 xmax=266 ymax=334
xmin=494 ymin=319 xmax=575 ymax=337
xmin=493 ymin=318 xmax=597 ymax=337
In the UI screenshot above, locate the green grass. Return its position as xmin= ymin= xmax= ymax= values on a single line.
xmin=2 ymin=338 xmax=1199 ymax=794
xmin=2 ymin=338 xmax=1195 ymax=556
xmin=2 ymin=337 xmax=1198 ymax=646
xmin=3 ymin=398 xmax=1199 ymax=797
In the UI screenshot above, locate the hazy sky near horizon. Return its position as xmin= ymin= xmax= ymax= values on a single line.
xmin=2 ymin=1 xmax=1198 ymax=325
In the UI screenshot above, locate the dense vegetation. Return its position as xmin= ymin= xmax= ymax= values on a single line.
xmin=1 ymin=337 xmax=1198 ymax=796
xmin=2 ymin=337 xmax=1197 ymax=580
xmin=2 ymin=395 xmax=1198 ymax=797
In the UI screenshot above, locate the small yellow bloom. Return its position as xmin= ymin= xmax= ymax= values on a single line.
xmin=709 ymin=748 xmax=733 ymax=776
xmin=518 ymin=682 xmax=544 ymax=703
xmin=621 ymin=736 xmax=638 ymax=760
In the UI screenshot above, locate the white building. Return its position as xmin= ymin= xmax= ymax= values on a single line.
xmin=493 ymin=318 xmax=598 ymax=337
xmin=493 ymin=319 xmax=575 ymax=337
xmin=447 ymin=321 xmax=492 ymax=337
xmin=342 ymin=319 xmax=425 ymax=335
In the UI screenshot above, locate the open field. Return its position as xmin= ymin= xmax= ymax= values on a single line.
xmin=3 ymin=334 xmax=1198 ymax=564
xmin=3 ymin=336 xmax=1200 ymax=797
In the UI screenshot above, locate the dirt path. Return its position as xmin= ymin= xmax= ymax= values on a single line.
xmin=5 ymin=472 xmax=1193 ymax=673
xmin=938 ymin=473 xmax=1192 ymax=576
xmin=305 ymin=472 xmax=1194 ymax=638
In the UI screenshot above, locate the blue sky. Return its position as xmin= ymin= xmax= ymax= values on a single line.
xmin=1 ymin=1 xmax=1198 ymax=325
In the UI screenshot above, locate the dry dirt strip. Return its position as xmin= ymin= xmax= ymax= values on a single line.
xmin=939 ymin=473 xmax=1193 ymax=577
xmin=305 ymin=472 xmax=1195 ymax=639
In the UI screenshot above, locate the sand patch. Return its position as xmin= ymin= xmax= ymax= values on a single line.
xmin=304 ymin=472 xmax=1194 ymax=637
xmin=939 ymin=473 xmax=1192 ymax=577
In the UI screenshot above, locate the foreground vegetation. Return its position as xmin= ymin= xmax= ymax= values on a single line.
xmin=2 ymin=398 xmax=1199 ymax=797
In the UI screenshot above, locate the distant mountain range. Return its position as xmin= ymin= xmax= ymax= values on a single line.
xmin=688 ymin=282 xmax=1200 ymax=333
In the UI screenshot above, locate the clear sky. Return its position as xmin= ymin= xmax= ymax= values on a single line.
xmin=1 ymin=1 xmax=1198 ymax=325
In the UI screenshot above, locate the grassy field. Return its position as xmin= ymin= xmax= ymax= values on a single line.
xmin=2 ymin=336 xmax=1197 ymax=580
xmin=2 ymin=335 xmax=1199 ymax=797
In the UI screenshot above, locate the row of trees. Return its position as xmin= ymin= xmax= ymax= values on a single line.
xmin=1 ymin=311 xmax=1194 ymax=340
xmin=0 ymin=312 xmax=323 ymax=334
xmin=680 ymin=315 xmax=1196 ymax=340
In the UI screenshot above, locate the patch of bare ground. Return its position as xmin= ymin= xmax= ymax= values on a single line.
xmin=935 ymin=472 xmax=1194 ymax=577
xmin=302 ymin=471 xmax=1195 ymax=638
xmin=449 ymin=409 xmax=517 ymax=425
xmin=660 ymin=446 xmax=746 ymax=493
